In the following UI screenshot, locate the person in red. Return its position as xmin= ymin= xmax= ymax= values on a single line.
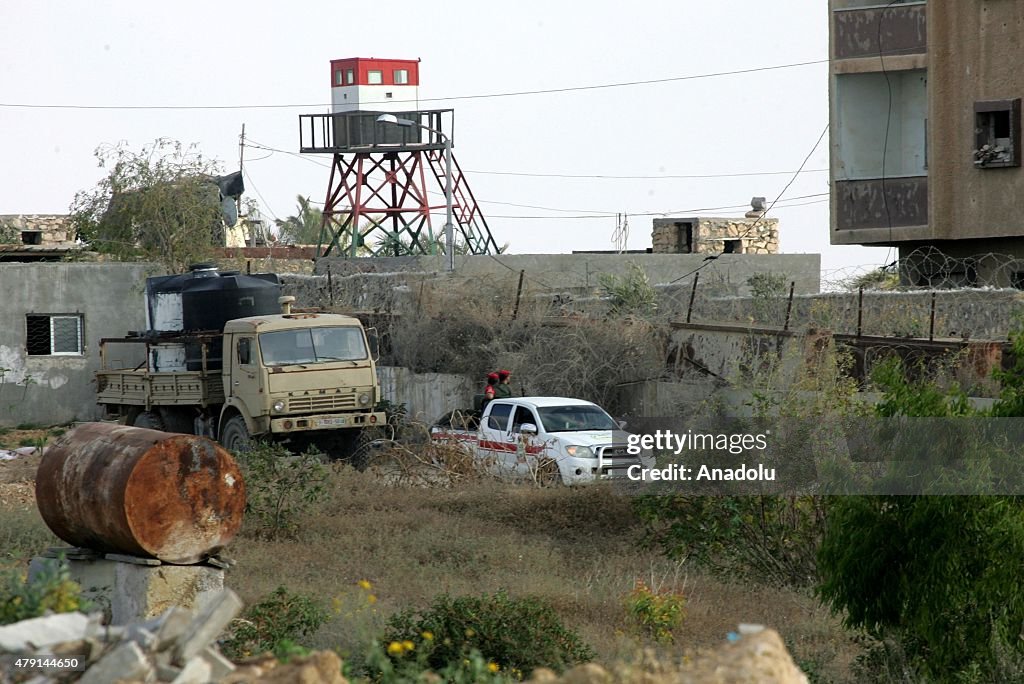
xmin=484 ymin=372 xmax=499 ymax=402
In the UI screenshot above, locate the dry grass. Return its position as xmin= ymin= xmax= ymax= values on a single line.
xmin=0 ymin=432 xmax=860 ymax=681
xmin=223 ymin=468 xmax=860 ymax=679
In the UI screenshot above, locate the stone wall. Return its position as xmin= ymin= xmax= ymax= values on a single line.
xmin=0 ymin=214 xmax=75 ymax=246
xmin=651 ymin=217 xmax=780 ymax=255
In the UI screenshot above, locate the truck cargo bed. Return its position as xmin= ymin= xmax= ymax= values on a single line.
xmin=96 ymin=369 xmax=225 ymax=407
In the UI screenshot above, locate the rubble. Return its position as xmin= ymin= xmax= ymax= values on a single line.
xmin=0 ymin=589 xmax=242 ymax=684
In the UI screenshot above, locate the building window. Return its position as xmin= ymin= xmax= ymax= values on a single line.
xmin=394 ymin=69 xmax=409 ymax=85
xmin=26 ymin=314 xmax=83 ymax=356
xmin=385 ymin=92 xmax=393 ymax=99
xmin=974 ymin=99 xmax=1021 ymax=168
xmin=723 ymin=240 xmax=743 ymax=254
xmin=334 ymin=70 xmax=343 ymax=86
xmin=345 ymin=69 xmax=354 ymax=85
xmin=367 ymin=70 xmax=383 ymax=85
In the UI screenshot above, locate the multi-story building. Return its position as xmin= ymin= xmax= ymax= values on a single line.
xmin=830 ymin=0 xmax=1024 ymax=286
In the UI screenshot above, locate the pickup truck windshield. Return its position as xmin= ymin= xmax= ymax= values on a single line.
xmin=537 ymin=405 xmax=617 ymax=432
xmin=259 ymin=327 xmax=367 ymax=366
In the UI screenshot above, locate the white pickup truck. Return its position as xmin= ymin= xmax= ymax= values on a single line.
xmin=430 ymin=397 xmax=652 ymax=485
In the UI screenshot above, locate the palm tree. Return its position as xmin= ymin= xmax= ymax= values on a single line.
xmin=274 ymin=196 xmax=322 ymax=246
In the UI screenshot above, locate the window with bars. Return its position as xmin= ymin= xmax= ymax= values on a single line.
xmin=26 ymin=314 xmax=83 ymax=356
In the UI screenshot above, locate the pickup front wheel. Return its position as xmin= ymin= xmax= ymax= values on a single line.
xmin=220 ymin=416 xmax=251 ymax=453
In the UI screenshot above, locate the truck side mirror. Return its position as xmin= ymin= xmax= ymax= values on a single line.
xmin=366 ymin=327 xmax=380 ymax=362
xmin=520 ymin=423 xmax=538 ymax=435
xmin=617 ymin=420 xmax=628 ymax=430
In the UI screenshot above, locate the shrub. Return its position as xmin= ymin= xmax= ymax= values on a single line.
xmin=634 ymin=495 xmax=825 ymax=587
xmin=599 ymin=262 xmax=657 ymax=316
xmin=361 ymin=640 xmax=515 ymax=683
xmin=234 ymin=441 xmax=329 ymax=539
xmin=383 ymin=590 xmax=595 ymax=674
xmin=0 ymin=560 xmax=85 ymax=625
xmin=221 ymin=586 xmax=329 ymax=660
xmin=624 ymin=579 xmax=685 ymax=644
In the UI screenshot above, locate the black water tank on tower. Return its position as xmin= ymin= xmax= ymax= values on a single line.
xmin=145 ymin=264 xmax=282 ymax=370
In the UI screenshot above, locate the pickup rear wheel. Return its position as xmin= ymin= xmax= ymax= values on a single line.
xmin=133 ymin=411 xmax=165 ymax=431
xmin=221 ymin=416 xmax=251 ymax=453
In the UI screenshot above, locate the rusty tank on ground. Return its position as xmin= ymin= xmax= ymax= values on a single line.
xmin=36 ymin=422 xmax=246 ymax=565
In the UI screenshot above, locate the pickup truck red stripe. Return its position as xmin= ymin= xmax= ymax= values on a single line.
xmin=432 ymin=430 xmax=545 ymax=455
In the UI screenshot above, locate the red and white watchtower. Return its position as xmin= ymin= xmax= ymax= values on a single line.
xmin=299 ymin=57 xmax=498 ymax=259
xmin=330 ymin=57 xmax=420 ymax=113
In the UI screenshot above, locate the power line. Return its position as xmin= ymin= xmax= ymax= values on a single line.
xmin=0 ymin=58 xmax=830 ymax=111
xmin=464 ymin=168 xmax=829 ymax=180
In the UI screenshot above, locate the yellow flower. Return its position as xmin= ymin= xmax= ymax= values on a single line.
xmin=402 ymin=640 xmax=415 ymax=652
xmin=487 ymin=662 xmax=500 ymax=673
xmin=367 ymin=594 xmax=378 ymax=604
xmin=387 ymin=641 xmax=405 ymax=656
xmin=331 ymin=596 xmax=343 ymax=614
xmin=464 ymin=628 xmax=476 ymax=638
xmin=358 ymin=579 xmax=373 ymax=591
xmin=421 ymin=631 xmax=434 ymax=641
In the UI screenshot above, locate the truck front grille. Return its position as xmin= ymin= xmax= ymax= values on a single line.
xmin=287 ymin=394 xmax=357 ymax=413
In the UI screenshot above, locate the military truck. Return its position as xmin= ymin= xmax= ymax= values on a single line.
xmin=95 ymin=265 xmax=385 ymax=463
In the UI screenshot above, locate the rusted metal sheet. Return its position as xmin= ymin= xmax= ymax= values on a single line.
xmin=36 ymin=423 xmax=245 ymax=565
xmin=834 ymin=4 xmax=926 ymax=60
xmin=835 ymin=177 xmax=928 ymax=231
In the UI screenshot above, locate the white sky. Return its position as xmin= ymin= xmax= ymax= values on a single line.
xmin=0 ymin=1 xmax=888 ymax=284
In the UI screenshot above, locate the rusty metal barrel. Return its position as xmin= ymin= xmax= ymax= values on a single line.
xmin=36 ymin=422 xmax=246 ymax=565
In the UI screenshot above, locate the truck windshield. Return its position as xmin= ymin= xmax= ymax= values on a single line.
xmin=259 ymin=327 xmax=367 ymax=366
xmin=536 ymin=405 xmax=617 ymax=432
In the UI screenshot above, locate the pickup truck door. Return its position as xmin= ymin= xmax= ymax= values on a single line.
xmin=506 ymin=405 xmax=541 ymax=475
xmin=479 ymin=402 xmax=513 ymax=470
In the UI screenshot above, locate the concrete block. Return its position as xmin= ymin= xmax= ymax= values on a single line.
xmin=156 ymin=663 xmax=182 ymax=682
xmin=0 ymin=612 xmax=91 ymax=652
xmin=170 ymin=656 xmax=212 ymax=684
xmin=174 ymin=589 xmax=243 ymax=665
xmin=113 ymin=562 xmax=225 ymax=625
xmin=79 ymin=641 xmax=153 ymax=684
xmin=151 ymin=607 xmax=193 ymax=652
xmin=200 ymin=646 xmax=237 ymax=679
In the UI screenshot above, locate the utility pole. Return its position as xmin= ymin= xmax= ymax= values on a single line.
xmin=238 ymin=123 xmax=247 ymax=244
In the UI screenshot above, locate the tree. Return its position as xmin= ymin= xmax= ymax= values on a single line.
xmin=274 ymin=195 xmax=324 ymax=246
xmin=70 ymin=139 xmax=228 ymax=272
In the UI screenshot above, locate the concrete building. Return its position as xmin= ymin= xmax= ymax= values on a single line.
xmin=0 ymin=215 xmax=81 ymax=261
xmin=830 ymin=0 xmax=1024 ymax=286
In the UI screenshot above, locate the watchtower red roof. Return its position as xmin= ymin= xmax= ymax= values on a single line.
xmin=330 ymin=57 xmax=420 ymax=87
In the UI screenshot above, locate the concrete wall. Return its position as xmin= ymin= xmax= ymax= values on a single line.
xmin=314 ymin=253 xmax=821 ymax=296
xmin=0 ymin=263 xmax=156 ymax=427
xmin=930 ymin=0 xmax=1024 ymax=243
xmin=376 ymin=366 xmax=473 ymax=424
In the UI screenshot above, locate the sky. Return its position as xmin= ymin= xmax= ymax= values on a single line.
xmin=0 ymin=1 xmax=888 ymax=286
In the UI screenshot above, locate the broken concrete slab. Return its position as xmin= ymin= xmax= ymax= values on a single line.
xmin=78 ymin=640 xmax=152 ymax=684
xmin=173 ymin=589 xmax=243 ymax=664
xmin=0 ymin=612 xmax=91 ymax=652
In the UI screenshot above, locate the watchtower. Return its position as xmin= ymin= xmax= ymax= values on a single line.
xmin=299 ymin=57 xmax=498 ymax=258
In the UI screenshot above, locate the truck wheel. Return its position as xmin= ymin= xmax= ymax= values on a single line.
xmin=220 ymin=416 xmax=251 ymax=453
xmin=321 ymin=430 xmax=373 ymax=471
xmin=133 ymin=411 xmax=165 ymax=431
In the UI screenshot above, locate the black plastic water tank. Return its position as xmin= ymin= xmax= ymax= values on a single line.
xmin=146 ymin=265 xmax=282 ymax=370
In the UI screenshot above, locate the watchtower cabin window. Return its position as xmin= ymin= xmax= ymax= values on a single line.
xmin=346 ymin=69 xmax=354 ymax=84
xmin=26 ymin=314 xmax=83 ymax=356
xmin=334 ymin=70 xmax=344 ymax=86
xmin=367 ymin=70 xmax=383 ymax=85
xmin=394 ymin=69 xmax=409 ymax=84
xmin=974 ymin=99 xmax=1021 ymax=168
